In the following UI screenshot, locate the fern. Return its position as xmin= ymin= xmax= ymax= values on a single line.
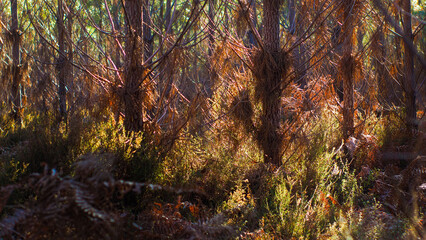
xmin=72 ymin=182 xmax=115 ymax=223
xmin=0 ymin=159 xmax=235 ymax=239
xmin=0 ymin=209 xmax=30 ymax=238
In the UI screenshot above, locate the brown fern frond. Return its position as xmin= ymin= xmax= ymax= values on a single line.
xmin=0 ymin=155 xmax=212 ymax=239
xmin=137 ymin=206 xmax=236 ymax=239
xmin=0 ymin=209 xmax=30 ymax=238
xmin=0 ymin=185 xmax=16 ymax=213
xmin=72 ymin=182 xmax=115 ymax=223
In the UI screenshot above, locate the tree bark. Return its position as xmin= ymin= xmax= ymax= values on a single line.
xmin=113 ymin=0 xmax=121 ymax=68
xmin=289 ymin=0 xmax=308 ymax=89
xmin=160 ymin=0 xmax=174 ymax=107
xmin=208 ymin=0 xmax=215 ymax=56
xmin=374 ymin=26 xmax=390 ymax=108
xmin=10 ymin=0 xmax=22 ymax=125
xmin=247 ymin=0 xmax=258 ymax=47
xmin=67 ymin=4 xmax=74 ymax=105
xmin=401 ymin=0 xmax=416 ymax=131
xmin=38 ymin=35 xmax=51 ymax=114
xmin=143 ymin=0 xmax=152 ymax=64
xmin=57 ymin=0 xmax=67 ymax=121
xmin=341 ymin=0 xmax=355 ymax=141
xmin=205 ymin=0 xmax=215 ymax=96
xmin=123 ymin=0 xmax=145 ymax=132
xmin=288 ymin=0 xmax=296 ymax=35
xmin=258 ymin=0 xmax=283 ymax=166
xmin=97 ymin=1 xmax=103 ymax=61
xmin=263 ymin=0 xmax=280 ymax=51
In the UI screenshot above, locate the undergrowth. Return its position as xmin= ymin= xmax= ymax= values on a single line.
xmin=1 ymin=105 xmax=424 ymax=239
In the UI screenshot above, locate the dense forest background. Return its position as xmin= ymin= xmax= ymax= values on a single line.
xmin=0 ymin=0 xmax=425 ymax=239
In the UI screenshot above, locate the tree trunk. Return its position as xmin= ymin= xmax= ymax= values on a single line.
xmin=402 ymin=0 xmax=416 ymax=132
xmin=263 ymin=0 xmax=280 ymax=51
xmin=258 ymin=0 xmax=284 ymax=166
xmin=224 ymin=0 xmax=229 ymax=28
xmin=392 ymin=5 xmax=403 ymax=107
xmin=143 ymin=0 xmax=152 ymax=64
xmin=205 ymin=0 xmax=215 ymax=96
xmin=10 ymin=0 xmax=22 ymax=125
xmin=288 ymin=0 xmax=296 ymax=35
xmin=67 ymin=4 xmax=73 ymax=105
xmin=289 ymin=0 xmax=308 ymax=89
xmin=97 ymin=1 xmax=103 ymax=61
xmin=208 ymin=0 xmax=215 ymax=56
xmin=160 ymin=0 xmax=174 ymax=106
xmin=113 ymin=0 xmax=121 ymax=68
xmin=341 ymin=0 xmax=355 ymax=141
xmin=374 ymin=27 xmax=389 ymax=107
xmin=247 ymin=0 xmax=258 ymax=47
xmin=39 ymin=35 xmax=51 ymax=114
xmin=57 ymin=0 xmax=67 ymax=121
xmin=123 ymin=0 xmax=145 ymax=132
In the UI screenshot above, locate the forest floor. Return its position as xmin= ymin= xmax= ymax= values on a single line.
xmin=0 ymin=113 xmax=425 ymax=239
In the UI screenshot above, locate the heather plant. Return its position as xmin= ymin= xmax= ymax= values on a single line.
xmin=326 ymin=204 xmax=408 ymax=240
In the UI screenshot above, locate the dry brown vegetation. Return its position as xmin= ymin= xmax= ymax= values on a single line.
xmin=0 ymin=0 xmax=425 ymax=239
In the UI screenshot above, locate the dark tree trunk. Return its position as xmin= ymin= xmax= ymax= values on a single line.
xmin=341 ymin=0 xmax=355 ymax=141
xmin=224 ymin=0 xmax=229 ymax=28
xmin=374 ymin=27 xmax=387 ymax=105
xmin=331 ymin=24 xmax=344 ymax=102
xmin=205 ymin=0 xmax=215 ymax=96
xmin=166 ymin=0 xmax=172 ymax=32
xmin=258 ymin=0 xmax=284 ymax=166
xmin=263 ymin=0 xmax=280 ymax=51
xmin=208 ymin=0 xmax=215 ymax=56
xmin=289 ymin=0 xmax=308 ymax=89
xmin=160 ymin=0 xmax=174 ymax=107
xmin=57 ymin=0 xmax=67 ymax=121
xmin=143 ymin=0 xmax=152 ymax=64
xmin=288 ymin=0 xmax=296 ymax=35
xmin=123 ymin=0 xmax=145 ymax=132
xmin=97 ymin=1 xmax=103 ymax=61
xmin=33 ymin=32 xmax=46 ymax=113
xmin=402 ymin=0 xmax=416 ymax=131
xmin=158 ymin=0 xmax=166 ymax=89
xmin=391 ymin=4 xmax=404 ymax=107
xmin=247 ymin=0 xmax=258 ymax=47
xmin=113 ymin=0 xmax=121 ymax=68
xmin=10 ymin=0 xmax=22 ymax=125
xmin=67 ymin=5 xmax=73 ymax=104
xmin=373 ymin=26 xmax=394 ymax=110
